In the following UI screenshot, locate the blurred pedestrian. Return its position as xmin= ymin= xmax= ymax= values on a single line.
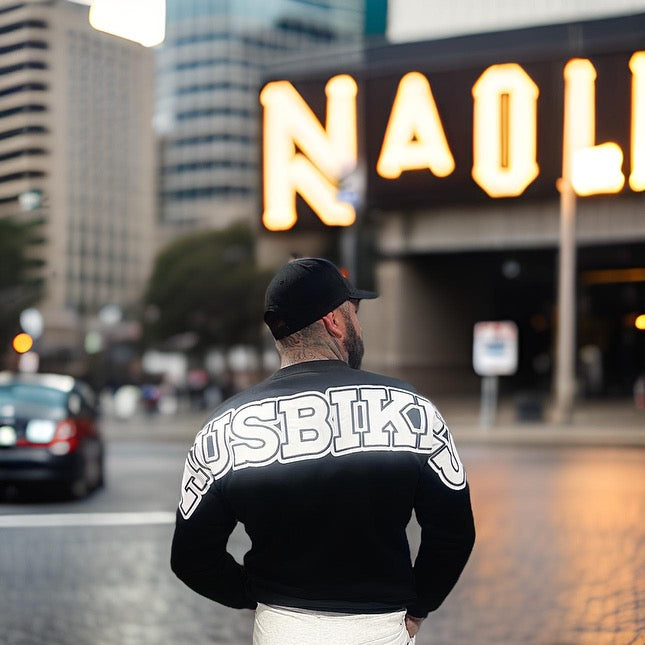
xmin=141 ymin=383 xmax=160 ymax=415
xmin=187 ymin=368 xmax=209 ymax=409
xmin=171 ymin=257 xmax=475 ymax=644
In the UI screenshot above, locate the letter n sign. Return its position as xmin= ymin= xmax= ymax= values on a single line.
xmin=260 ymin=75 xmax=358 ymax=231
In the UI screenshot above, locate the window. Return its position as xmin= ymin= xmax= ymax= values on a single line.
xmin=174 ymin=57 xmax=253 ymax=71
xmin=163 ymin=186 xmax=252 ymax=200
xmin=176 ymin=106 xmax=253 ymax=120
xmin=169 ymin=133 xmax=254 ymax=146
xmin=0 ymin=40 xmax=47 ymax=56
xmin=0 ymin=147 xmax=47 ymax=163
xmin=0 ymin=82 xmax=47 ymax=98
xmin=0 ymin=20 xmax=47 ymax=36
xmin=0 ymin=104 xmax=47 ymax=119
xmin=0 ymin=125 xmax=48 ymax=141
xmin=0 ymin=61 xmax=47 ymax=76
xmin=0 ymin=171 xmax=46 ymax=184
xmin=163 ymin=159 xmax=256 ymax=173
xmin=175 ymin=81 xmax=254 ymax=96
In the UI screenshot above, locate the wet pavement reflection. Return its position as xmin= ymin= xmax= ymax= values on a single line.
xmin=415 ymin=445 xmax=645 ymax=645
xmin=0 ymin=442 xmax=643 ymax=644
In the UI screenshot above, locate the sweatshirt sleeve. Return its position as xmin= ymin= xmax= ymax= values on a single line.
xmin=170 ymin=481 xmax=257 ymax=610
xmin=406 ymin=432 xmax=476 ymax=618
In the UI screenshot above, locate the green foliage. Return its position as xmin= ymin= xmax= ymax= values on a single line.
xmin=143 ymin=223 xmax=272 ymax=352
xmin=0 ymin=216 xmax=44 ymax=350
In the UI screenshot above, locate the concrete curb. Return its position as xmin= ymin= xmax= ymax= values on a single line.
xmin=102 ymin=408 xmax=645 ymax=448
xmin=451 ymin=425 xmax=645 ymax=447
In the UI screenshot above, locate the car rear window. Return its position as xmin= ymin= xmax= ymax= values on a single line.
xmin=0 ymin=384 xmax=68 ymax=420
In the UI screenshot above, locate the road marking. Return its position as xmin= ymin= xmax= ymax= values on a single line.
xmin=0 ymin=511 xmax=176 ymax=528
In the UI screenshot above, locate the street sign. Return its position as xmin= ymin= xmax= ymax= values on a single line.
xmin=473 ymin=320 xmax=519 ymax=376
xmin=337 ymin=161 xmax=366 ymax=209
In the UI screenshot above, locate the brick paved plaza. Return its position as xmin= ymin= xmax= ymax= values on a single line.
xmin=0 ymin=437 xmax=643 ymax=644
xmin=416 ymin=445 xmax=644 ymax=645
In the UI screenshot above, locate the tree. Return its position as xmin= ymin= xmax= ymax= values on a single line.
xmin=0 ymin=216 xmax=44 ymax=361
xmin=143 ymin=223 xmax=273 ymax=356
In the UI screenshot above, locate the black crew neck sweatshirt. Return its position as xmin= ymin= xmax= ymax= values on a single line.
xmin=171 ymin=360 xmax=475 ymax=618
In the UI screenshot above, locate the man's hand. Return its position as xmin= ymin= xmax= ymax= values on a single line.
xmin=405 ymin=614 xmax=424 ymax=638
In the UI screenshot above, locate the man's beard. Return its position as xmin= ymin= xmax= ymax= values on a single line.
xmin=343 ymin=314 xmax=364 ymax=369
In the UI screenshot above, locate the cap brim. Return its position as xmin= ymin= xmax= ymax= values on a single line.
xmin=348 ymin=287 xmax=378 ymax=300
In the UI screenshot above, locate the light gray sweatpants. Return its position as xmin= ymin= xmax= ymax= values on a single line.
xmin=253 ymin=604 xmax=416 ymax=645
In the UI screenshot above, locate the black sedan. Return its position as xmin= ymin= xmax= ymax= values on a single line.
xmin=0 ymin=372 xmax=104 ymax=498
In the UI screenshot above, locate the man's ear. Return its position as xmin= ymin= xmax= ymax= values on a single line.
xmin=321 ymin=309 xmax=343 ymax=339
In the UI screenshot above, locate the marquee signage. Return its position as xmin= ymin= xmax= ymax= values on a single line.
xmin=261 ymin=44 xmax=645 ymax=231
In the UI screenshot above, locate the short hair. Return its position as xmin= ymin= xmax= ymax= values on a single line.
xmin=275 ymin=319 xmax=323 ymax=350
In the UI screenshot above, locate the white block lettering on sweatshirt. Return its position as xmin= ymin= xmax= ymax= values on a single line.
xmin=179 ymin=385 xmax=466 ymax=519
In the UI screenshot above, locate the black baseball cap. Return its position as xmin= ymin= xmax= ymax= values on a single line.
xmin=264 ymin=257 xmax=378 ymax=339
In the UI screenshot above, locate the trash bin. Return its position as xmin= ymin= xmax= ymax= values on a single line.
xmin=515 ymin=392 xmax=544 ymax=422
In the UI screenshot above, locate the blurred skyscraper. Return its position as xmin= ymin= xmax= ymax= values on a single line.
xmin=0 ymin=0 xmax=155 ymax=354
xmin=155 ymin=0 xmax=378 ymax=238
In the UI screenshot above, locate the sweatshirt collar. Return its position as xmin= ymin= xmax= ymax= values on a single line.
xmin=272 ymin=359 xmax=351 ymax=379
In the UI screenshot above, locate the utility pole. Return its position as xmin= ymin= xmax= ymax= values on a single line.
xmin=554 ymin=59 xmax=583 ymax=425
xmin=554 ymin=179 xmax=577 ymax=424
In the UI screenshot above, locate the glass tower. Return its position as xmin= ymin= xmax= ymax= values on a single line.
xmin=155 ymin=0 xmax=368 ymax=235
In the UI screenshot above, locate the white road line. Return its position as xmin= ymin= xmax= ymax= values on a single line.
xmin=0 ymin=511 xmax=176 ymax=528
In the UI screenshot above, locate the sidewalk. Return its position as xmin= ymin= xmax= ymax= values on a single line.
xmin=102 ymin=408 xmax=208 ymax=445
xmin=102 ymin=397 xmax=645 ymax=447
xmin=437 ymin=396 xmax=645 ymax=447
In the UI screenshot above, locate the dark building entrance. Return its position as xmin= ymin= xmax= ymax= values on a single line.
xmin=412 ymin=241 xmax=643 ymax=398
xmin=577 ymin=242 xmax=645 ymax=397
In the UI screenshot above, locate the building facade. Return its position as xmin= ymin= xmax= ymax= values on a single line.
xmin=257 ymin=12 xmax=645 ymax=403
xmin=0 ymin=0 xmax=155 ymax=354
xmin=387 ymin=0 xmax=645 ymax=42
xmin=155 ymin=0 xmax=369 ymax=239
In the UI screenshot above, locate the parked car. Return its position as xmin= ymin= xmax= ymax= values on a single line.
xmin=0 ymin=372 xmax=104 ymax=498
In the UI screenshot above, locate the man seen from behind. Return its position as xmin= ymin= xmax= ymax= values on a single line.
xmin=171 ymin=257 xmax=476 ymax=644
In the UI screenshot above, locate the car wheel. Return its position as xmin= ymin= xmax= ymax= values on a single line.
xmin=69 ymin=475 xmax=89 ymax=499
xmin=95 ymin=457 xmax=105 ymax=490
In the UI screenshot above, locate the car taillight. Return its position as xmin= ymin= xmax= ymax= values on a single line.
xmin=49 ymin=419 xmax=79 ymax=454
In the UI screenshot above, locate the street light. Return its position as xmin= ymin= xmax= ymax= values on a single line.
xmin=12 ymin=333 xmax=33 ymax=354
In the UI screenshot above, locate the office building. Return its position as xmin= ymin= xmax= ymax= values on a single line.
xmin=155 ymin=0 xmax=370 ymax=238
xmin=0 ymin=0 xmax=155 ymax=353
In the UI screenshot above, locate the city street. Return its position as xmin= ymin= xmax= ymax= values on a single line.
xmin=1 ymin=2 xmax=643 ymax=645
xmin=0 ymin=425 xmax=643 ymax=644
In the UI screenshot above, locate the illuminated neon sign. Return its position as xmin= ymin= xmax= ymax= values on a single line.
xmin=260 ymin=75 xmax=358 ymax=231
xmin=261 ymin=51 xmax=644 ymax=231
xmin=376 ymin=71 xmax=455 ymax=181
